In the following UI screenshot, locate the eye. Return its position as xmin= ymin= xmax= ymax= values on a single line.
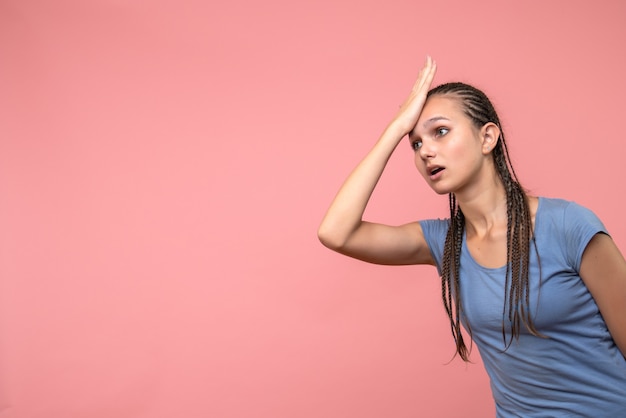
xmin=411 ymin=140 xmax=422 ymax=151
xmin=435 ymin=127 xmax=449 ymax=137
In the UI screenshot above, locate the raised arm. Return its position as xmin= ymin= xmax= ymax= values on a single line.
xmin=317 ymin=57 xmax=437 ymax=266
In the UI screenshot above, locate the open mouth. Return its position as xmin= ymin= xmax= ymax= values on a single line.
xmin=430 ymin=167 xmax=444 ymax=175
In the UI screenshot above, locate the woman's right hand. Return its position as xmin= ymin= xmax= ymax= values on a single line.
xmin=390 ymin=56 xmax=437 ymax=138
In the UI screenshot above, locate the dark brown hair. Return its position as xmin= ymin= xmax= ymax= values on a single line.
xmin=427 ymin=82 xmax=540 ymax=361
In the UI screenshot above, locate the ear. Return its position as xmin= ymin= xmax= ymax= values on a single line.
xmin=480 ymin=122 xmax=500 ymax=154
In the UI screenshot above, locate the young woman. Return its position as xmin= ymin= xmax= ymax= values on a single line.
xmin=318 ymin=57 xmax=626 ymax=416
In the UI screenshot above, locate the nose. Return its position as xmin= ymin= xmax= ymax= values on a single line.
xmin=418 ymin=139 xmax=436 ymax=160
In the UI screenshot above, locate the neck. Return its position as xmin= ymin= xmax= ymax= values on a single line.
xmin=455 ymin=176 xmax=509 ymax=238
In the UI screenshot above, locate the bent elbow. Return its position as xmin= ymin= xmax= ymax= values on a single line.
xmin=317 ymin=224 xmax=346 ymax=251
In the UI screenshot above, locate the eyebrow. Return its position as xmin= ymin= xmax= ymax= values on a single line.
xmin=410 ymin=116 xmax=451 ymax=139
xmin=422 ymin=116 xmax=450 ymax=128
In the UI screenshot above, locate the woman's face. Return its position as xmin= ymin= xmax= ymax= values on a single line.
xmin=409 ymin=95 xmax=490 ymax=195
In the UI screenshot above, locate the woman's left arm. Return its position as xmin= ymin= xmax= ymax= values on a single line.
xmin=579 ymin=233 xmax=626 ymax=358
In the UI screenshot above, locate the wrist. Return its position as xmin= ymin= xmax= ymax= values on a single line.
xmin=384 ymin=120 xmax=411 ymax=142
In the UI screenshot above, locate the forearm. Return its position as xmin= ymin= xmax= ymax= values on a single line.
xmin=317 ymin=123 xmax=406 ymax=249
xmin=317 ymin=56 xmax=436 ymax=252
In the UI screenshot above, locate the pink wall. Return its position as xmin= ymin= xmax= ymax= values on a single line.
xmin=1 ymin=1 xmax=625 ymax=417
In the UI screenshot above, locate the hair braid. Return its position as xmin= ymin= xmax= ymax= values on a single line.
xmin=427 ymin=82 xmax=541 ymax=361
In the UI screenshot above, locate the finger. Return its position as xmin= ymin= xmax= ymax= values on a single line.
xmin=422 ymin=58 xmax=437 ymax=90
xmin=412 ymin=56 xmax=434 ymax=93
xmin=416 ymin=56 xmax=436 ymax=92
xmin=411 ymin=59 xmax=427 ymax=90
xmin=401 ymin=57 xmax=437 ymax=113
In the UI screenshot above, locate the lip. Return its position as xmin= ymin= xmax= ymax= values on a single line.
xmin=426 ymin=164 xmax=445 ymax=180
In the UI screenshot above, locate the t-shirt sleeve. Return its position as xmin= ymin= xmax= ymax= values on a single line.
xmin=563 ymin=201 xmax=608 ymax=272
xmin=418 ymin=218 xmax=449 ymax=275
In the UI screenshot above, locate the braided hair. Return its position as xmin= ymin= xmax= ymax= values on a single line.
xmin=427 ymin=82 xmax=540 ymax=361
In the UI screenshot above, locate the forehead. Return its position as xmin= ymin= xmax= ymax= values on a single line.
xmin=412 ymin=95 xmax=468 ymax=137
xmin=418 ymin=95 xmax=464 ymax=122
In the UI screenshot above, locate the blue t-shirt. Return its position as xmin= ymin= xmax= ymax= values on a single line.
xmin=420 ymin=197 xmax=626 ymax=417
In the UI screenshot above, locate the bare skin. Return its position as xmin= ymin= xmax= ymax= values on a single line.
xmin=317 ymin=57 xmax=438 ymax=266
xmin=410 ymin=95 xmax=539 ymax=269
xmin=580 ymin=233 xmax=626 ymax=357
xmin=317 ymin=57 xmax=626 ymax=357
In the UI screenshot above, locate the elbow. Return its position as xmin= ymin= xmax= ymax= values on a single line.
xmin=317 ymin=223 xmax=346 ymax=251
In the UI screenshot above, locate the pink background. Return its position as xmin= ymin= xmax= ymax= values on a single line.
xmin=1 ymin=1 xmax=625 ymax=417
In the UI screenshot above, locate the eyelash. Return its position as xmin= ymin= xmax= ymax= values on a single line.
xmin=411 ymin=127 xmax=449 ymax=151
xmin=435 ymin=127 xmax=449 ymax=137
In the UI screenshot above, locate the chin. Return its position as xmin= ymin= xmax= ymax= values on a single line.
xmin=428 ymin=185 xmax=451 ymax=195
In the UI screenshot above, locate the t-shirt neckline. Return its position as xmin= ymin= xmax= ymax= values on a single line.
xmin=462 ymin=197 xmax=543 ymax=272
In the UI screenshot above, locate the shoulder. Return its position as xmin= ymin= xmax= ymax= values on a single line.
xmin=537 ymin=197 xmax=603 ymax=226
xmin=418 ymin=218 xmax=450 ymax=273
xmin=536 ymin=196 xmax=608 ymax=268
xmin=419 ymin=218 xmax=449 ymax=241
xmin=537 ymin=196 xmax=576 ymax=211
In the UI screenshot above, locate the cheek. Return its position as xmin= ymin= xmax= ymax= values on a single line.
xmin=451 ymin=139 xmax=481 ymax=164
xmin=414 ymin=155 xmax=428 ymax=177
